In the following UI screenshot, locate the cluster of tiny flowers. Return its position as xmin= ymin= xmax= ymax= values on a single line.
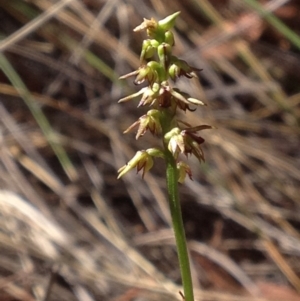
xmin=118 ymin=12 xmax=212 ymax=183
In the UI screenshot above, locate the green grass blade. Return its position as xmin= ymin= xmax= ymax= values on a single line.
xmin=244 ymin=0 xmax=300 ymax=51
xmin=0 ymin=53 xmax=78 ymax=181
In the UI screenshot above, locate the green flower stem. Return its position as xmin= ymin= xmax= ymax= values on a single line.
xmin=117 ymin=13 xmax=203 ymax=301
xmin=165 ymin=149 xmax=194 ymax=301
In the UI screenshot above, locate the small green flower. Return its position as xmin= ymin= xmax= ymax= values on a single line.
xmin=165 ymin=127 xmax=185 ymax=159
xmin=177 ymin=161 xmax=193 ymax=183
xmin=138 ymin=82 xmax=162 ymax=106
xmin=124 ymin=109 xmax=162 ymax=139
xmin=133 ymin=12 xmax=180 ymax=43
xmin=134 ymin=64 xmax=156 ymax=85
xmin=140 ymin=39 xmax=159 ymax=62
xmin=119 ymin=61 xmax=166 ymax=86
xmin=146 ymin=61 xmax=167 ymax=83
xmin=118 ymin=82 xmax=161 ymax=106
xmin=169 ymin=57 xmax=202 ymax=81
xmin=118 ymin=150 xmax=154 ymax=179
xmin=118 ymin=148 xmax=164 ymax=178
xmin=164 ymin=125 xmax=212 ymax=162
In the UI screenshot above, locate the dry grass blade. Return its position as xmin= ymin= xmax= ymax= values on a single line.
xmin=0 ymin=0 xmax=75 ymax=52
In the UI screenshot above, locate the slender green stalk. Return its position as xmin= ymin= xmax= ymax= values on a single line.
xmin=165 ymin=149 xmax=194 ymax=301
xmin=117 ymin=12 xmax=211 ymax=301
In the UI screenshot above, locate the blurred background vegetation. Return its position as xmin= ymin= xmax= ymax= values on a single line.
xmin=0 ymin=0 xmax=300 ymax=300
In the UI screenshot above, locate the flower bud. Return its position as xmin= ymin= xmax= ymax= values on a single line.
xmin=145 ymin=46 xmax=155 ymax=59
xmin=168 ymin=63 xmax=179 ymax=81
xmin=140 ymin=39 xmax=160 ymax=62
xmin=157 ymin=11 xmax=181 ymax=32
xmin=164 ymin=31 xmax=175 ymax=46
xmin=157 ymin=43 xmax=172 ymax=69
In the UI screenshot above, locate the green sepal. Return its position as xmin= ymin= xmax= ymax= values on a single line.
xmin=158 ymin=11 xmax=181 ymax=32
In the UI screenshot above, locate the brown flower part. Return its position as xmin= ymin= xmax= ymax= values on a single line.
xmin=134 ymin=18 xmax=158 ymax=35
xmin=124 ymin=109 xmax=162 ymax=139
xmin=165 ymin=125 xmax=213 ymax=162
xmin=182 ymin=125 xmax=213 ymax=162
